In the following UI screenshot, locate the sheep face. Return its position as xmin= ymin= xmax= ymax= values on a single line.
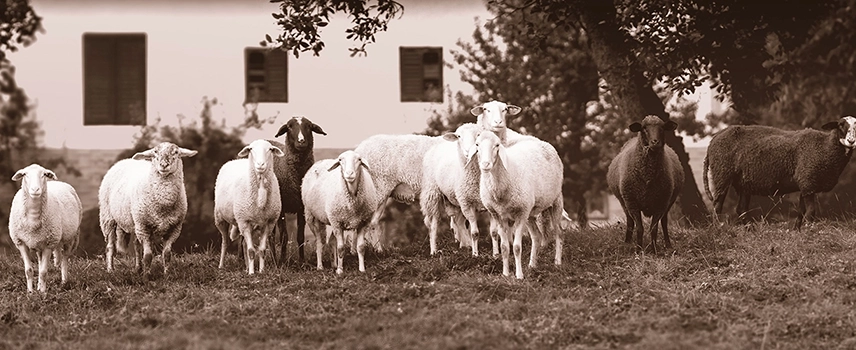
xmin=443 ymin=123 xmax=481 ymax=165
xmin=822 ymin=116 xmax=856 ymax=148
xmin=629 ymin=115 xmax=677 ymax=150
xmin=238 ymin=139 xmax=286 ymax=175
xmin=328 ymin=150 xmax=370 ymax=196
xmin=132 ymin=142 xmax=198 ymax=176
xmin=11 ymin=164 xmax=57 ymax=199
xmin=274 ymin=116 xmax=327 ymax=151
xmin=475 ymin=131 xmax=508 ymax=172
xmin=471 ymin=100 xmax=521 ymax=132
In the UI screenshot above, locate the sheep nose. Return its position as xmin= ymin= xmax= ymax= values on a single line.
xmin=29 ymin=188 xmax=42 ymax=197
xmin=650 ymin=139 xmax=660 ymax=146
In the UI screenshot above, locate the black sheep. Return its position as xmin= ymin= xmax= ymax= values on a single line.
xmin=703 ymin=116 xmax=856 ymax=230
xmin=268 ymin=116 xmax=327 ymax=263
xmin=607 ymin=116 xmax=684 ymax=253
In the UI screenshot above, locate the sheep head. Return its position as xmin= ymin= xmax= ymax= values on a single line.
xmin=443 ymin=123 xmax=481 ymax=166
xmin=274 ymin=116 xmax=327 ymax=152
xmin=133 ymin=142 xmax=198 ymax=177
xmin=629 ymin=115 xmax=677 ymax=152
xmin=328 ymin=150 xmax=370 ymax=197
xmin=12 ymin=164 xmax=56 ymax=199
xmin=475 ymin=130 xmax=508 ymax=172
xmin=238 ymin=139 xmax=286 ymax=175
xmin=822 ymin=116 xmax=856 ymax=149
xmin=471 ymin=100 xmax=521 ymax=132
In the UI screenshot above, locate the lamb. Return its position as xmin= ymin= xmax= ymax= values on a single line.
xmin=215 ymin=139 xmax=284 ymax=274
xmin=9 ymin=164 xmax=82 ymax=293
xmin=421 ymin=123 xmax=483 ymax=256
xmin=302 ymin=150 xmax=378 ymax=274
xmin=475 ymin=130 xmax=565 ymax=279
xmin=703 ymin=116 xmax=856 ymax=230
xmin=353 ymin=133 xmax=446 ymax=252
xmin=99 ymin=142 xmax=197 ymax=277
xmin=606 ymin=115 xmax=683 ymax=253
xmin=268 ymin=116 xmax=327 ymax=264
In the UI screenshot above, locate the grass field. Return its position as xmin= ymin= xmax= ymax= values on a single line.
xmin=3 ymin=220 xmax=856 ymax=349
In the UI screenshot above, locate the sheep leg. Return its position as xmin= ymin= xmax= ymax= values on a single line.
xmin=258 ymin=224 xmax=271 ymax=274
xmin=17 ymin=245 xmax=35 ymax=293
xmin=648 ymin=214 xmax=662 ymax=255
xmin=296 ymin=213 xmax=307 ymax=263
xmin=216 ymin=221 xmax=230 ymax=269
xmin=307 ymin=217 xmax=326 ymax=270
xmin=356 ymin=228 xmax=367 ymax=273
xmin=527 ymin=218 xmax=540 ymax=269
xmin=276 ymin=214 xmax=288 ymax=265
xmin=161 ymin=228 xmax=181 ymax=276
xmin=138 ymin=234 xmax=154 ymax=278
xmin=238 ymin=222 xmax=255 ymax=275
xmin=512 ymin=219 xmax=526 ymax=280
xmin=105 ymin=228 xmax=116 ymax=273
xmin=334 ymin=228 xmax=345 ymax=275
xmin=661 ymin=213 xmax=673 ymax=250
xmin=736 ymin=192 xmax=751 ymax=225
xmin=495 ymin=215 xmax=512 ymax=277
xmin=461 ymin=206 xmax=480 ymax=256
xmin=426 ymin=212 xmax=440 ymax=255
xmin=617 ymin=197 xmax=634 ymax=243
xmin=56 ymin=248 xmax=67 ymax=285
xmin=795 ymin=195 xmax=807 ymax=231
xmin=133 ymin=238 xmax=142 ymax=273
xmin=630 ymin=209 xmax=645 ymax=251
xmin=489 ymin=218 xmax=500 ymax=257
xmin=805 ymin=193 xmax=818 ymax=225
xmin=38 ymin=249 xmax=51 ymax=293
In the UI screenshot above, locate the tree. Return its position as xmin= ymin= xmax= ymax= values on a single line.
xmin=0 ymin=0 xmax=42 ymax=62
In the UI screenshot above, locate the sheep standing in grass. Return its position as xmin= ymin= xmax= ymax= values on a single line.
xmin=99 ymin=142 xmax=197 ymax=277
xmin=353 ymin=133 xmax=446 ymax=253
xmin=607 ymin=116 xmax=683 ymax=253
xmin=268 ymin=116 xmax=326 ymax=264
xmin=9 ymin=164 xmax=81 ymax=293
xmin=476 ymin=131 xmax=565 ymax=279
xmin=302 ymin=150 xmax=378 ymax=274
xmin=215 ymin=139 xmax=284 ymax=274
xmin=421 ymin=123 xmax=482 ymax=256
xmin=703 ymin=116 xmax=856 ymax=230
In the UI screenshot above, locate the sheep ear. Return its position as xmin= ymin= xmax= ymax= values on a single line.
xmin=442 ymin=133 xmax=459 ymax=142
xmin=664 ymin=121 xmax=677 ymax=131
xmin=465 ymin=145 xmax=478 ymax=166
xmin=44 ymin=170 xmax=57 ymax=180
xmin=507 ymin=105 xmax=521 ymax=115
xmin=11 ymin=170 xmax=25 ymax=181
xmin=629 ymin=123 xmax=643 ymax=133
xmin=132 ymin=149 xmax=155 ymax=161
xmin=327 ymin=160 xmax=341 ymax=172
xmin=470 ymin=106 xmax=484 ymax=116
xmin=359 ymin=158 xmax=370 ymax=170
xmin=497 ymin=145 xmax=509 ymax=171
xmin=822 ymin=121 xmax=840 ymax=130
xmin=311 ymin=123 xmax=327 ymax=136
xmin=274 ymin=124 xmax=289 ymax=137
xmin=270 ymin=146 xmax=285 ymax=157
xmin=178 ymin=147 xmax=198 ymax=158
xmin=237 ymin=145 xmax=252 ymax=158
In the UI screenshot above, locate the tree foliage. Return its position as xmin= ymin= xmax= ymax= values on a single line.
xmin=266 ymin=0 xmax=403 ymax=57
xmin=0 ymin=0 xmax=42 ymax=62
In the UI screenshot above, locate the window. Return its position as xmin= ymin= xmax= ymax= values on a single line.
xmin=83 ymin=33 xmax=147 ymax=126
xmin=399 ymin=47 xmax=443 ymax=103
xmin=244 ymin=47 xmax=288 ymax=103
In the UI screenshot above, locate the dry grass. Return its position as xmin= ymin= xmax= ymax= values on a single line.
xmin=3 ymin=220 xmax=856 ymax=349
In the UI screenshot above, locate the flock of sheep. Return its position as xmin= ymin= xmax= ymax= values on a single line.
xmin=7 ymin=99 xmax=856 ymax=293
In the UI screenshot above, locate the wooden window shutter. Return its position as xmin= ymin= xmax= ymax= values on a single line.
xmin=245 ymin=48 xmax=288 ymax=103
xmin=400 ymin=47 xmax=443 ymax=103
xmin=83 ymin=33 xmax=146 ymax=126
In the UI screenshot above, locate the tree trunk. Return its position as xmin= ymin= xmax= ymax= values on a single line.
xmin=574 ymin=0 xmax=710 ymax=224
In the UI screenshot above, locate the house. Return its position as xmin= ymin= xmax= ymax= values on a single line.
xmin=4 ymin=0 xmax=492 ymax=215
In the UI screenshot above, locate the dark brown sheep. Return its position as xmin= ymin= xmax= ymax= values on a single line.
xmin=607 ymin=115 xmax=684 ymax=253
xmin=703 ymin=116 xmax=856 ymax=230
xmin=268 ymin=116 xmax=327 ymax=263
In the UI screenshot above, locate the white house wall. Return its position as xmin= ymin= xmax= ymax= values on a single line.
xmin=10 ymin=0 xmax=490 ymax=150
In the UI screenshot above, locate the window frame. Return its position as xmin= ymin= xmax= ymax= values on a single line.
xmin=244 ymin=47 xmax=288 ymax=104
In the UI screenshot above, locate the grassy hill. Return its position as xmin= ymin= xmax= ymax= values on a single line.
xmin=3 ymin=221 xmax=856 ymax=349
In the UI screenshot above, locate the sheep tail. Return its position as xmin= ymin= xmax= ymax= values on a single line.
xmin=702 ymin=153 xmax=713 ymax=202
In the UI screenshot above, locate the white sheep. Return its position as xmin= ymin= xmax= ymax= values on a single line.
xmin=303 ymin=150 xmax=378 ymax=274
xmin=476 ymin=130 xmax=565 ymax=280
xmin=471 ymin=100 xmax=538 ymax=145
xmin=214 ymin=139 xmax=284 ymax=274
xmin=9 ymin=164 xmax=82 ymax=293
xmin=421 ymin=123 xmax=484 ymax=256
xmin=352 ymin=133 xmax=446 ymax=252
xmin=99 ymin=142 xmax=197 ymax=277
